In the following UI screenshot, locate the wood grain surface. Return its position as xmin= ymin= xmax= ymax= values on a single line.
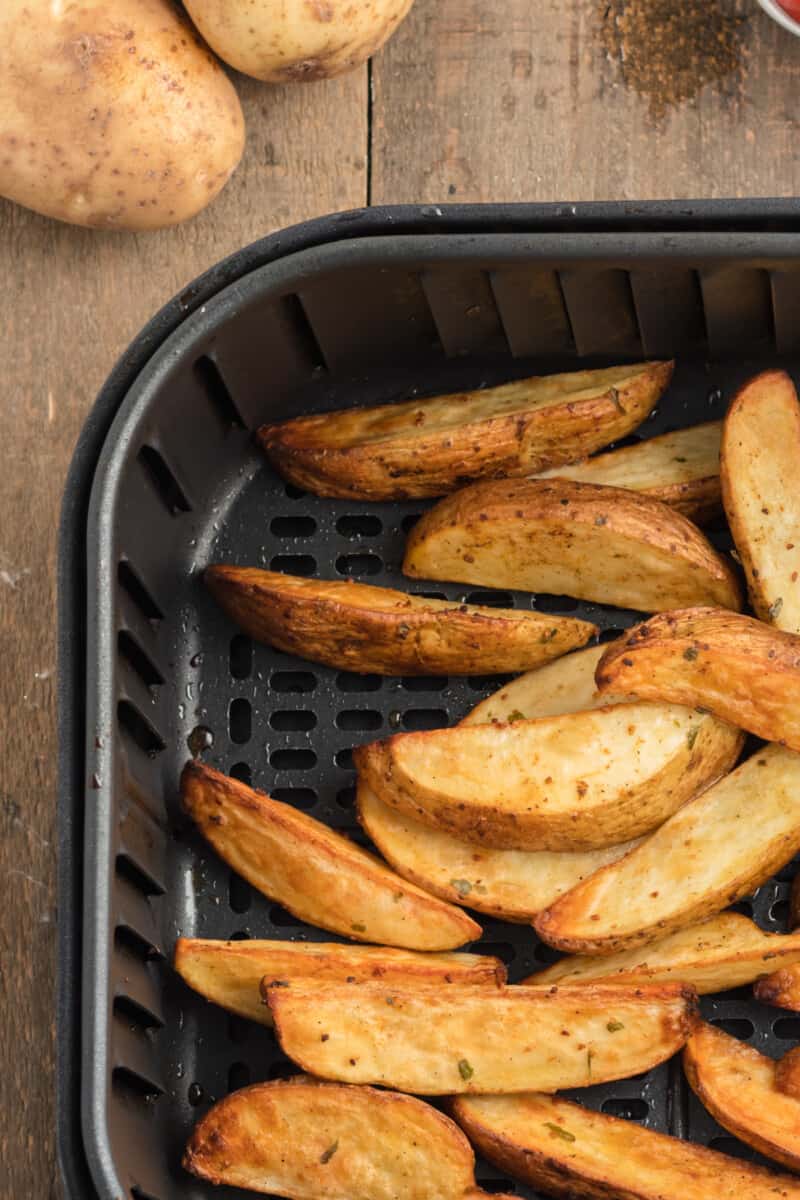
xmin=2 ymin=2 xmax=800 ymax=1195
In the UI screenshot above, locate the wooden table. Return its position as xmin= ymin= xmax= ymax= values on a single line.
xmin=2 ymin=1 xmax=799 ymax=1193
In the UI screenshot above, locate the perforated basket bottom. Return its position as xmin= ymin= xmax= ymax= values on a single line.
xmin=143 ymin=358 xmax=800 ymax=1200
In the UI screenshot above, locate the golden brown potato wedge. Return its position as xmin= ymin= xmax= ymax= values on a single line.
xmin=258 ymin=361 xmax=672 ymax=500
xmin=684 ymin=1021 xmax=800 ymax=1173
xmin=462 ymin=643 xmax=619 ymax=725
xmin=403 ymin=478 xmax=742 ymax=614
xmin=182 ymin=762 xmax=480 ymax=951
xmin=776 ymin=1047 xmax=800 ymax=1101
xmin=267 ymin=980 xmax=697 ymax=1094
xmin=537 ymin=419 xmax=722 ymax=522
xmin=721 ymin=370 xmax=800 ymax=632
xmin=524 ymin=913 xmax=800 ymax=993
xmin=174 ymin=938 xmax=505 ymax=1026
xmin=755 ymin=965 xmax=800 ymax=1011
xmin=596 ymin=607 xmax=800 ymax=751
xmin=204 ymin=567 xmax=596 ymax=676
xmin=355 ymin=702 xmax=742 ymax=852
xmin=451 ymin=1092 xmax=800 ymax=1200
xmin=535 ymin=745 xmax=800 ymax=954
xmin=357 ymin=782 xmax=641 ymax=922
xmin=184 ymin=1078 xmax=476 ymax=1200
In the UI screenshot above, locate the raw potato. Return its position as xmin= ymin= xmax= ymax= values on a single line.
xmin=182 ymin=762 xmax=480 ymax=951
xmin=524 ymin=913 xmax=800 ymax=994
xmin=403 ymin=479 xmax=742 ymax=614
xmin=204 ymin=567 xmax=596 ymax=676
xmin=462 ymin=644 xmax=619 ymax=725
xmin=684 ymin=1021 xmax=800 ymax=1173
xmin=535 ymin=745 xmax=800 ymax=954
xmin=721 ymin=370 xmax=800 ymax=631
xmin=451 ymin=1092 xmax=800 ymax=1200
xmin=596 ymin=607 xmax=800 ymax=751
xmin=355 ymin=702 xmax=743 ymax=851
xmin=258 ymin=362 xmax=672 ymax=500
xmin=174 ymin=938 xmax=505 ymax=1026
xmin=184 ymin=0 xmax=415 ymax=83
xmin=357 ymin=782 xmax=641 ymax=922
xmin=184 ymin=1078 xmax=476 ymax=1200
xmin=537 ymin=419 xmax=723 ymax=522
xmin=267 ymin=980 xmax=697 ymax=1094
xmin=776 ymin=1048 xmax=800 ymax=1101
xmin=0 ymin=0 xmax=244 ymax=231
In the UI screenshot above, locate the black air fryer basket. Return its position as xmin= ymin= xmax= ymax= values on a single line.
xmin=59 ymin=202 xmax=800 ymax=1200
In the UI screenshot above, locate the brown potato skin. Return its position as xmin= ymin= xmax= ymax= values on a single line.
xmin=451 ymin=1093 xmax=800 ymax=1200
xmin=0 ymin=0 xmax=244 ymax=230
xmin=403 ymin=478 xmax=742 ymax=614
xmin=182 ymin=761 xmax=481 ymax=951
xmin=776 ymin=1047 xmax=800 ymax=1101
xmin=204 ymin=566 xmax=596 ymax=676
xmin=185 ymin=1078 xmax=476 ymax=1200
xmin=755 ymin=965 xmax=800 ymax=1011
xmin=596 ymin=607 xmax=800 ymax=751
xmin=258 ymin=362 xmax=672 ymax=500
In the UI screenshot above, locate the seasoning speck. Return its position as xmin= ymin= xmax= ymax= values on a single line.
xmin=320 ymin=1141 xmax=339 ymax=1164
xmin=458 ymin=1058 xmax=474 ymax=1081
xmin=451 ymin=879 xmax=473 ymax=897
xmin=607 ymin=1020 xmax=625 ymax=1032
xmin=769 ymin=597 xmax=784 ymax=621
xmin=507 ymin=709 xmax=527 ymax=722
xmin=683 ymin=646 xmax=699 ymax=661
xmin=686 ymin=726 xmax=699 ymax=750
xmin=351 ymin=923 xmax=366 ymax=933
xmin=544 ymin=1122 xmax=576 ymax=1142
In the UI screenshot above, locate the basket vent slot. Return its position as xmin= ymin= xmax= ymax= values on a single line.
xmin=464 ymin=590 xmax=514 ymax=608
xmin=195 ymin=355 xmax=245 ymax=429
xmin=774 ymin=1018 xmax=800 ymax=1039
xmin=118 ymin=560 xmax=163 ymax=623
xmin=228 ymin=870 xmax=252 ymax=914
xmin=112 ymin=1066 xmax=163 ymax=1102
xmin=401 ymin=676 xmax=447 ymax=693
xmin=132 ymin=1187 xmax=161 ymax=1200
xmin=271 ymin=553 xmax=317 ymax=575
xmin=402 ymin=708 xmax=448 ymax=731
xmin=337 ymin=514 xmax=383 ymax=537
xmin=336 ymin=786 xmax=356 ymax=809
xmin=336 ymin=552 xmax=382 ymax=576
xmin=227 ymin=1061 xmax=251 ymax=1093
xmin=282 ymin=293 xmax=328 ymax=372
xmin=272 ymin=787 xmax=318 ymax=810
xmin=335 ymin=709 xmax=382 ymax=732
xmin=271 ymin=515 xmax=317 ymax=537
xmin=711 ymin=1017 xmax=754 ymax=1040
xmin=708 ymin=1136 xmax=757 ymax=1162
xmin=229 ymin=698 xmax=252 ymax=745
xmin=270 ymin=747 xmax=317 ymax=770
xmin=336 ymin=672 xmax=381 ymax=693
xmin=116 ymin=853 xmax=164 ymax=898
xmin=137 ymin=445 xmax=191 ymax=515
xmin=229 ymin=761 xmax=252 ymax=784
xmin=114 ymin=994 xmax=163 ymax=1033
xmin=229 ymin=635 xmax=253 ymax=680
xmin=118 ymin=631 xmax=164 ymax=689
xmin=601 ymin=1098 xmax=649 ymax=1121
xmin=271 ymin=709 xmax=317 ymax=731
xmin=272 ymin=671 xmax=317 ymax=693
xmin=117 ymin=700 xmax=165 ymax=757
xmin=115 ymin=923 xmax=162 ymax=963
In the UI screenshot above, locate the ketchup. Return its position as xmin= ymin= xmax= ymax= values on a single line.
xmin=779 ymin=0 xmax=800 ymax=20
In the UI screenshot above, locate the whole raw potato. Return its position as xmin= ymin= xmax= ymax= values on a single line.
xmin=184 ymin=0 xmax=416 ymax=81
xmin=0 ymin=0 xmax=245 ymax=230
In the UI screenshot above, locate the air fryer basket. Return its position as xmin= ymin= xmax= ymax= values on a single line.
xmin=60 ymin=208 xmax=800 ymax=1200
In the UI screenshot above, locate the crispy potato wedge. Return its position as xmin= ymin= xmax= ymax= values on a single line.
xmin=776 ymin=1047 xmax=800 ymax=1101
xmin=204 ymin=567 xmax=596 ymax=677
xmin=535 ymin=745 xmax=800 ymax=954
xmin=258 ymin=361 xmax=672 ymax=500
xmin=403 ymin=478 xmax=742 ymax=614
xmin=451 ymin=1092 xmax=800 ymax=1200
xmin=182 ymin=762 xmax=480 ymax=951
xmin=184 ymin=1078 xmax=476 ymax=1200
xmin=755 ymin=965 xmax=800 ymax=1011
xmin=357 ymin=782 xmax=640 ymax=922
xmin=596 ymin=607 xmax=800 ymax=751
xmin=174 ymin=938 xmax=505 ymax=1026
xmin=355 ymin=702 xmax=742 ymax=852
xmin=684 ymin=1021 xmax=800 ymax=1173
xmin=524 ymin=913 xmax=800 ymax=993
xmin=462 ymin=643 xmax=619 ymax=725
xmin=721 ymin=370 xmax=800 ymax=632
xmin=537 ymin=419 xmax=722 ymax=522
xmin=267 ymin=980 xmax=697 ymax=1094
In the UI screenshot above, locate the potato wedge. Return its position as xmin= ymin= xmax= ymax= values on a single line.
xmin=462 ymin=643 xmax=618 ymax=725
xmin=204 ymin=567 xmax=596 ymax=676
xmin=537 ymin=419 xmax=722 ymax=522
xmin=182 ymin=762 xmax=480 ymax=951
xmin=596 ymin=607 xmax=800 ymax=751
xmin=524 ymin=913 xmax=800 ymax=993
xmin=174 ymin=938 xmax=505 ymax=1026
xmin=184 ymin=1078 xmax=476 ymax=1200
xmin=357 ymin=782 xmax=640 ymax=922
xmin=403 ymin=479 xmax=742 ymax=614
xmin=258 ymin=362 xmax=672 ymax=500
xmin=451 ymin=1092 xmax=800 ymax=1200
xmin=754 ymin=965 xmax=800 ymax=1011
xmin=684 ymin=1021 xmax=800 ymax=1173
xmin=535 ymin=745 xmax=800 ymax=954
xmin=721 ymin=370 xmax=800 ymax=632
xmin=355 ymin=702 xmax=742 ymax=852
xmin=267 ymin=980 xmax=697 ymax=1094
xmin=776 ymin=1047 xmax=800 ymax=1101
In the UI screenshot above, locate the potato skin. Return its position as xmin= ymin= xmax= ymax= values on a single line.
xmin=205 ymin=565 xmax=596 ymax=676
xmin=259 ymin=362 xmax=672 ymax=500
xmin=596 ymin=607 xmax=800 ymax=751
xmin=754 ymin=965 xmax=800 ymax=1012
xmin=185 ymin=0 xmax=415 ymax=82
xmin=403 ymin=478 xmax=742 ymax=614
xmin=0 ymin=0 xmax=244 ymax=230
